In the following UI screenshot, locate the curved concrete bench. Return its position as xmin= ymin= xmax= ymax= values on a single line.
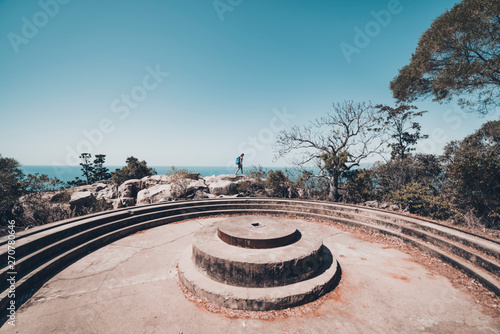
xmin=1 ymin=198 xmax=499 ymax=323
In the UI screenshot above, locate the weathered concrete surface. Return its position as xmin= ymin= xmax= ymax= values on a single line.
xmin=3 ymin=217 xmax=499 ymax=333
xmin=217 ymin=216 xmax=299 ymax=248
xmin=181 ymin=240 xmax=338 ymax=309
xmin=191 ymin=217 xmax=325 ymax=287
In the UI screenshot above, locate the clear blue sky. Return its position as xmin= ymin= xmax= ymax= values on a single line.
xmin=0 ymin=0 xmax=497 ymax=169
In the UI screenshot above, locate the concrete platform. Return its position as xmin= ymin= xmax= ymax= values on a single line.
xmin=191 ymin=217 xmax=324 ymax=287
xmin=217 ymin=216 xmax=299 ymax=248
xmin=179 ymin=243 xmax=338 ymax=310
xmin=2 ymin=216 xmax=499 ymax=333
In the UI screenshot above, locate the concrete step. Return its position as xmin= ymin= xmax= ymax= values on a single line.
xmin=179 ymin=238 xmax=341 ymax=311
xmin=192 ymin=218 xmax=324 ymax=287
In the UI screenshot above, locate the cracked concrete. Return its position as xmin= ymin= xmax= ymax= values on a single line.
xmin=2 ymin=216 xmax=499 ymax=333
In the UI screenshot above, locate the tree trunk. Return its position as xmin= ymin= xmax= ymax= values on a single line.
xmin=328 ymin=173 xmax=340 ymax=202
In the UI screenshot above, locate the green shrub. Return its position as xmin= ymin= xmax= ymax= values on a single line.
xmin=442 ymin=120 xmax=500 ymax=228
xmin=287 ymin=169 xmax=328 ymax=200
xmin=236 ymin=179 xmax=265 ymax=196
xmin=16 ymin=173 xmax=69 ymax=228
xmin=390 ymin=182 xmax=453 ymax=221
xmin=112 ymin=156 xmax=156 ymax=185
xmin=246 ymin=165 xmax=267 ymax=179
xmin=0 ymin=155 xmax=24 ymax=229
xmin=342 ymin=169 xmax=376 ymax=203
xmin=167 ymin=166 xmax=199 ymax=180
xmin=240 ymin=165 xmax=266 ymax=195
xmin=372 ymin=154 xmax=443 ymax=199
xmin=266 ymin=170 xmax=290 ymax=198
xmin=236 ymin=180 xmax=253 ymax=195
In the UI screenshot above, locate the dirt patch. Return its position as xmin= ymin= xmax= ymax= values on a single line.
xmin=318 ymin=218 xmax=500 ymax=318
xmin=389 ymin=273 xmax=410 ymax=282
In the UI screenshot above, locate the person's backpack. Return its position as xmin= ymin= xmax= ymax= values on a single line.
xmin=235 ymin=156 xmax=241 ymax=165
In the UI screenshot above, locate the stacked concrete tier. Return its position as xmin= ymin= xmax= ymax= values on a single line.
xmin=217 ymin=218 xmax=299 ymax=249
xmin=192 ymin=217 xmax=324 ymax=287
xmin=178 ymin=216 xmax=340 ymax=310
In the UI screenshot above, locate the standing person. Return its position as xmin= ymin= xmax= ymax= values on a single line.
xmin=235 ymin=153 xmax=244 ymax=175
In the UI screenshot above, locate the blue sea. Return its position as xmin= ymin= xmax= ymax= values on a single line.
xmin=20 ymin=165 xmax=320 ymax=183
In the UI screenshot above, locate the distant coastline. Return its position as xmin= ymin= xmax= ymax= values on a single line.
xmin=20 ymin=164 xmax=375 ymax=183
xmin=20 ymin=165 xmax=314 ymax=183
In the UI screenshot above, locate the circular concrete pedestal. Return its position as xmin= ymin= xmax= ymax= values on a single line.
xmin=217 ymin=219 xmax=299 ymax=249
xmin=178 ymin=216 xmax=341 ymax=310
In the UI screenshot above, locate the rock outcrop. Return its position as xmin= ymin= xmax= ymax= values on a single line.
xmin=136 ymin=184 xmax=174 ymax=205
xmin=117 ymin=179 xmax=141 ymax=207
xmin=73 ymin=174 xmax=255 ymax=207
xmin=205 ymin=174 xmax=247 ymax=196
xmin=27 ymin=174 xmax=260 ymax=220
xmin=69 ymin=191 xmax=97 ymax=213
xmin=10 ymin=173 xmax=267 ymax=232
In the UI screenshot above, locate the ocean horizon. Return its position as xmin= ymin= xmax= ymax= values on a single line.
xmin=20 ymin=165 xmax=322 ymax=183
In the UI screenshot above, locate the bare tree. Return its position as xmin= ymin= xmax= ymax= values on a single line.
xmin=375 ymin=103 xmax=428 ymax=161
xmin=275 ymin=100 xmax=385 ymax=202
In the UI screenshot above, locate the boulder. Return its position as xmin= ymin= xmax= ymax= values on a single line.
xmin=205 ymin=174 xmax=247 ymax=196
xmin=110 ymin=199 xmax=121 ymax=210
xmin=118 ymin=179 xmax=141 ymax=198
xmin=116 ymin=179 xmax=142 ymax=207
xmin=118 ymin=197 xmax=136 ymax=207
xmin=208 ymin=180 xmax=238 ymax=195
xmin=95 ymin=185 xmax=118 ymax=201
xmin=389 ymin=204 xmax=401 ymax=211
xmin=136 ymin=184 xmax=174 ymax=205
xmin=186 ymin=179 xmax=208 ymax=193
xmin=73 ymin=181 xmax=109 ymax=194
xmin=205 ymin=174 xmax=246 ymax=183
xmin=190 ymin=190 xmax=210 ymax=200
xmin=94 ymin=183 xmax=108 ymax=192
xmin=140 ymin=174 xmax=172 ymax=189
xmin=69 ymin=191 xmax=96 ymax=212
xmin=139 ymin=173 xmax=203 ymax=190
xmin=167 ymin=177 xmax=208 ymax=199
